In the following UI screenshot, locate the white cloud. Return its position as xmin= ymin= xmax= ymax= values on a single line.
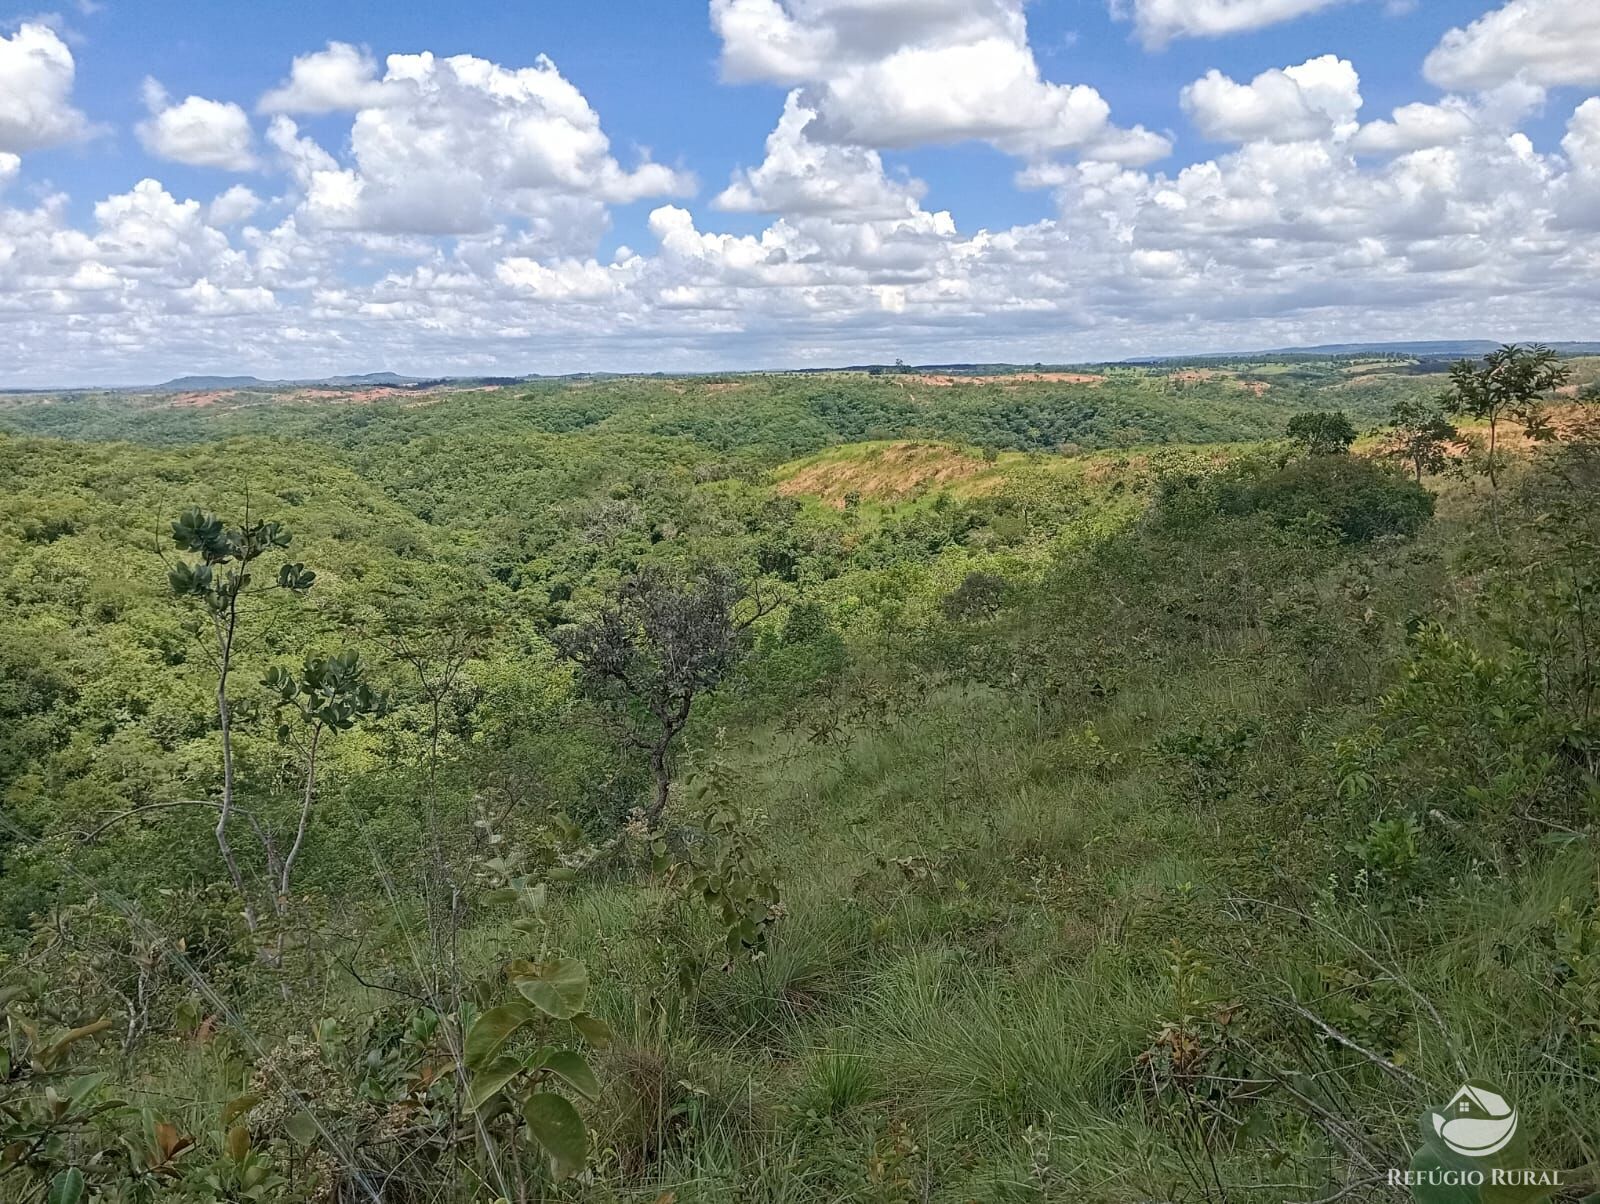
xmin=138 ymin=80 xmax=259 ymax=171
xmin=207 ymin=184 xmax=262 ymax=226
xmin=1565 ymin=97 xmax=1600 ymax=173
xmin=1114 ymin=0 xmax=1351 ymax=48
xmin=1182 ymin=55 xmax=1362 ymax=143
xmin=1352 ymin=101 xmax=1476 ymax=154
xmin=714 ymin=91 xmax=928 ymax=218
xmin=5 ymin=19 xmax=1600 ymax=385
xmin=1555 ymin=97 xmax=1600 ymax=228
xmin=494 ymin=257 xmax=627 ymax=301
xmin=1425 ymin=0 xmax=1600 ymax=91
xmin=263 ymin=46 xmax=694 ymax=236
xmin=0 ymin=152 xmax=18 ymax=188
xmin=258 ymin=41 xmax=390 ymax=113
xmin=710 ymin=0 xmax=1169 ymax=161
xmin=0 ymin=22 xmax=88 ymax=153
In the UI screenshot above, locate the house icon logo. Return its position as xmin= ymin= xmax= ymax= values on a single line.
xmin=1432 ymin=1082 xmax=1518 ymax=1157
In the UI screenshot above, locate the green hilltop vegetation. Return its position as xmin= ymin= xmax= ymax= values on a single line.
xmin=1 ymin=353 xmax=1598 ymax=1202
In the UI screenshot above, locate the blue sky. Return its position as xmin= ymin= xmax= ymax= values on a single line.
xmin=0 ymin=0 xmax=1597 ymax=384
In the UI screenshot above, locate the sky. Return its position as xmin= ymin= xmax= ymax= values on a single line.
xmin=0 ymin=0 xmax=1597 ymax=386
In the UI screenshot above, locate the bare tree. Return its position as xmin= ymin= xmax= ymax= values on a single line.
xmin=553 ymin=565 xmax=776 ymax=825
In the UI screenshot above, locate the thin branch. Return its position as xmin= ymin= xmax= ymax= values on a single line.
xmin=77 ymin=798 xmax=256 ymax=845
xmin=1274 ymin=996 xmax=1423 ymax=1087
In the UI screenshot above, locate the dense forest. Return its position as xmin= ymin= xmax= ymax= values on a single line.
xmin=2 ymin=354 xmax=1599 ymax=1202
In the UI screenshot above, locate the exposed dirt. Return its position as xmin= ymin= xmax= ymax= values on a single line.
xmin=777 ymin=441 xmax=991 ymax=508
xmin=900 ymin=372 xmax=1104 ymax=387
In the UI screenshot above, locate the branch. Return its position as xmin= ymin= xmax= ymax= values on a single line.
xmin=734 ymin=580 xmax=783 ymax=631
xmin=1273 ymin=996 xmax=1422 ymax=1087
xmin=77 ymin=799 xmax=255 ymax=845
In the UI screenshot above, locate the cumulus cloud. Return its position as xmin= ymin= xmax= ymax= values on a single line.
xmin=207 ymin=184 xmax=262 ymax=226
xmin=1352 ymin=101 xmax=1476 ymax=154
xmin=0 ymin=22 xmax=88 ymax=153
xmin=258 ymin=41 xmax=390 ymax=114
xmin=1424 ymin=0 xmax=1600 ymax=91
xmin=1114 ymin=0 xmax=1352 ymax=48
xmin=1182 ymin=56 xmax=1362 ymax=143
xmin=714 ymin=91 xmax=928 ymax=219
xmin=1565 ymin=97 xmax=1600 ymax=172
xmin=138 ymin=80 xmax=259 ymax=171
xmin=711 ymin=0 xmax=1169 ymax=161
xmin=5 ymin=15 xmax=1600 ymax=386
xmin=262 ymin=46 xmax=694 ymax=236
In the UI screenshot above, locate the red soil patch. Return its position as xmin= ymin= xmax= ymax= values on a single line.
xmin=1003 ymin=372 xmax=1105 ymax=385
xmin=901 ymin=372 xmax=1103 ymax=387
xmin=777 ymin=441 xmax=990 ymax=509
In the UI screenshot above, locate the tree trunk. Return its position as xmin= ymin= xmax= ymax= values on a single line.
xmin=1487 ymin=413 xmax=1501 ymax=530
xmin=647 ymin=741 xmax=672 ymax=826
xmin=214 ymin=646 xmax=257 ymax=934
xmin=280 ymin=725 xmax=321 ymax=902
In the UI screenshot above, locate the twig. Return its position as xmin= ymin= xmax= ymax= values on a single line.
xmin=77 ymin=799 xmax=252 ymax=844
xmin=1274 ymin=996 xmax=1423 ymax=1087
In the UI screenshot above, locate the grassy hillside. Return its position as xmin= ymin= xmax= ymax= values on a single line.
xmin=1 ymin=365 xmax=1597 ymax=1203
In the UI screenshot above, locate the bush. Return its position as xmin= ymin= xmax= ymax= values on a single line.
xmin=1238 ymin=456 xmax=1432 ymax=543
xmin=1155 ymin=454 xmax=1432 ymax=544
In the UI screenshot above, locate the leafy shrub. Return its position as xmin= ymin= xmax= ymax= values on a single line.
xmin=1156 ymin=453 xmax=1432 ymax=544
xmin=1286 ymin=410 xmax=1357 ymax=456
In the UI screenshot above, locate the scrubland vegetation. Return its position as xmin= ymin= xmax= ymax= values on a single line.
xmin=1 ymin=353 xmax=1598 ymax=1202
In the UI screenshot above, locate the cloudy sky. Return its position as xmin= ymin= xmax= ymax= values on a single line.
xmin=1 ymin=0 xmax=1597 ymax=385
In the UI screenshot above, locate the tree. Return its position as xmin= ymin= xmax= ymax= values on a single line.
xmin=166 ymin=507 xmax=316 ymax=932
xmin=262 ymin=650 xmax=388 ymax=910
xmin=1385 ymin=395 xmax=1460 ymax=482
xmin=1285 ymin=411 xmax=1357 ymax=457
xmin=1444 ymin=343 xmax=1571 ymax=504
xmin=553 ymin=565 xmax=775 ymax=825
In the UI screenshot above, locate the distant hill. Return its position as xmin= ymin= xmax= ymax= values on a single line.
xmin=146 ymin=371 xmax=425 ymax=392
xmin=1126 ymin=339 xmax=1600 ymax=363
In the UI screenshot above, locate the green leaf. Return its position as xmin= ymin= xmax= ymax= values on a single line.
xmin=522 ymin=1092 xmax=586 ymax=1181
xmin=570 ymin=1012 xmax=613 ymax=1049
xmin=466 ymin=1056 xmax=524 ymax=1113
xmin=47 ymin=1168 xmax=85 ymax=1204
xmin=43 ymin=1018 xmax=113 ymax=1067
xmin=221 ymin=1094 xmax=259 ymax=1127
xmin=465 ymin=1003 xmax=534 ymax=1071
xmin=513 ymin=959 xmax=588 ymax=1020
xmin=541 ymin=1050 xmax=600 ymax=1101
xmin=285 ymin=1110 xmax=319 ymax=1146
